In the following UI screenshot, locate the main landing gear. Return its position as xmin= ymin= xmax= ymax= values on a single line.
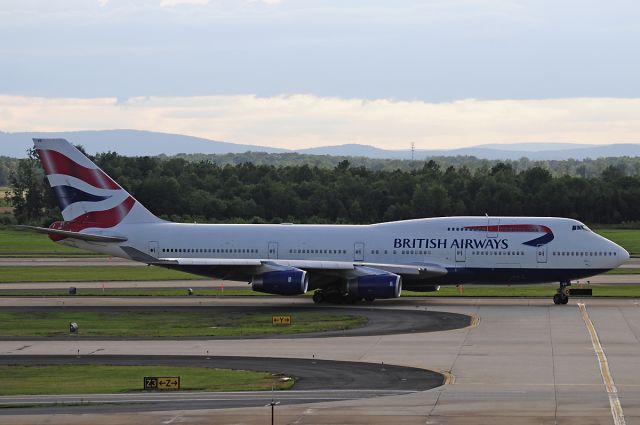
xmin=553 ymin=281 xmax=570 ymax=305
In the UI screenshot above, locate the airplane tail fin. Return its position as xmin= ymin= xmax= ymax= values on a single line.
xmin=33 ymin=138 xmax=161 ymax=232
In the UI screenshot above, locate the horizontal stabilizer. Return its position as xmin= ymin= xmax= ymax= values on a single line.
xmin=15 ymin=225 xmax=128 ymax=243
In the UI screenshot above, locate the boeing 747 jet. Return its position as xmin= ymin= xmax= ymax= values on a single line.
xmin=22 ymin=139 xmax=629 ymax=304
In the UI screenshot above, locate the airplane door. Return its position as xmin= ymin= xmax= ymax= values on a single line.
xmin=487 ymin=218 xmax=499 ymax=238
xmin=455 ymin=247 xmax=466 ymax=262
xmin=148 ymin=241 xmax=159 ymax=258
xmin=268 ymin=242 xmax=278 ymax=259
xmin=354 ymin=242 xmax=364 ymax=262
xmin=536 ymin=244 xmax=547 ymax=263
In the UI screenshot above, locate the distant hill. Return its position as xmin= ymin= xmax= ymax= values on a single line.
xmin=2 ymin=129 xmax=639 ymax=160
xmin=295 ymin=143 xmax=626 ymax=160
xmin=0 ymin=129 xmax=286 ymax=158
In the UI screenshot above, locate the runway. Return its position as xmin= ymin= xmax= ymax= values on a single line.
xmin=1 ymin=297 xmax=639 ymax=424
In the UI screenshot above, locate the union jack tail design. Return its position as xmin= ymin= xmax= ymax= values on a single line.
xmin=33 ymin=138 xmax=160 ymax=234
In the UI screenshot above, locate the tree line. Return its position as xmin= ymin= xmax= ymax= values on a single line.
xmin=171 ymin=151 xmax=640 ymax=178
xmin=5 ymin=148 xmax=640 ymax=226
xmin=5 ymin=150 xmax=640 ymax=188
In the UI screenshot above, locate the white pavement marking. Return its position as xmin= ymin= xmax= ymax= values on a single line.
xmin=578 ymin=303 xmax=626 ymax=425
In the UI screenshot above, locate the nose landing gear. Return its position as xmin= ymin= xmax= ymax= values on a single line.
xmin=553 ymin=281 xmax=570 ymax=305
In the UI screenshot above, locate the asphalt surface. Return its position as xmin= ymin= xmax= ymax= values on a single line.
xmin=0 ymin=355 xmax=443 ymax=414
xmin=0 ymin=305 xmax=471 ymax=340
xmin=1 ymin=298 xmax=639 ymax=424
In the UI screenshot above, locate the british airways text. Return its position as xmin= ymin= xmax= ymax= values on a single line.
xmin=393 ymin=238 xmax=509 ymax=250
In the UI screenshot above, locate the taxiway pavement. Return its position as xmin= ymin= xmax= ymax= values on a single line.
xmin=0 ymin=296 xmax=638 ymax=424
xmin=0 ymin=355 xmax=443 ymax=414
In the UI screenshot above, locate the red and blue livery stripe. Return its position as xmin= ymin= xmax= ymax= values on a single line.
xmin=47 ymin=196 xmax=136 ymax=241
xmin=464 ymin=224 xmax=554 ymax=246
xmin=37 ymin=148 xmax=120 ymax=190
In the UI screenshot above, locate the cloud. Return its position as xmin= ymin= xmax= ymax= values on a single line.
xmin=1 ymin=94 xmax=639 ymax=149
xmin=1 ymin=1 xmax=639 ymax=102
xmin=159 ymin=0 xmax=210 ymax=7
xmin=247 ymin=0 xmax=282 ymax=4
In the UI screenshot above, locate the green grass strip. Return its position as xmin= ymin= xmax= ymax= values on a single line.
xmin=0 ymin=266 xmax=204 ymax=283
xmin=0 ymin=228 xmax=89 ymax=256
xmin=0 ymin=310 xmax=368 ymax=337
xmin=0 ymin=288 xmax=262 ymax=297
xmin=0 ymin=365 xmax=293 ymax=396
xmin=604 ymin=268 xmax=640 ymax=274
xmin=403 ymin=284 xmax=640 ymax=297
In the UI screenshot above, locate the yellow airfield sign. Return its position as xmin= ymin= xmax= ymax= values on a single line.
xmin=272 ymin=315 xmax=292 ymax=326
xmin=144 ymin=376 xmax=180 ymax=390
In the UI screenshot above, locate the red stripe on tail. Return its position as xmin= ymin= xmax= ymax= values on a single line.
xmin=47 ymin=196 xmax=135 ymax=241
xmin=37 ymin=149 xmax=120 ymax=190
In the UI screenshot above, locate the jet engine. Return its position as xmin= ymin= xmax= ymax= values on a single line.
xmin=346 ymin=272 xmax=402 ymax=299
xmin=251 ymin=268 xmax=309 ymax=295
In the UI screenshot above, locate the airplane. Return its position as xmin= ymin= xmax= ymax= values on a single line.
xmin=21 ymin=138 xmax=629 ymax=305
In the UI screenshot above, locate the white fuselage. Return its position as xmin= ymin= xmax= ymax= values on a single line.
xmin=65 ymin=215 xmax=629 ymax=287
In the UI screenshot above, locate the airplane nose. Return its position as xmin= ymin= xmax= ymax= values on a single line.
xmin=620 ymin=246 xmax=630 ymax=262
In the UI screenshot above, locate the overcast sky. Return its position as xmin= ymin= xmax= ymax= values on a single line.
xmin=1 ymin=0 xmax=639 ymax=150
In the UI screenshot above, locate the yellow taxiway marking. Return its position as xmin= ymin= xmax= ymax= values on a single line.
xmin=441 ymin=371 xmax=456 ymax=385
xmin=470 ymin=313 xmax=480 ymax=328
xmin=578 ymin=302 xmax=626 ymax=425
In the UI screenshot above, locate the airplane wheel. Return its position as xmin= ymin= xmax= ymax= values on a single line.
xmin=312 ymin=291 xmax=324 ymax=304
xmin=553 ymin=294 xmax=562 ymax=305
xmin=364 ymin=296 xmax=375 ymax=302
xmin=560 ymin=295 xmax=569 ymax=305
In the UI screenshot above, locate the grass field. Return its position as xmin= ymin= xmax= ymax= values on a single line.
xmin=604 ymin=268 xmax=640 ymax=274
xmin=0 ymin=266 xmax=205 ymax=283
xmin=0 ymin=310 xmax=368 ymax=337
xmin=0 ymin=288 xmax=261 ymax=296
xmin=0 ymin=365 xmax=293 ymax=396
xmin=0 ymin=228 xmax=95 ymax=257
xmin=404 ymin=284 xmax=640 ymax=297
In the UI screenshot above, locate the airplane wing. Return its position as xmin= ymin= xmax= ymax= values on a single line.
xmin=122 ymin=247 xmax=447 ymax=278
xmin=150 ymin=257 xmax=446 ymax=277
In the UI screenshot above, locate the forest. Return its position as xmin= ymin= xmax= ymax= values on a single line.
xmin=5 ymin=147 xmax=640 ymax=227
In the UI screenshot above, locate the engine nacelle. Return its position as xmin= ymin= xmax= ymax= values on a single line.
xmin=347 ymin=273 xmax=402 ymax=299
xmin=251 ymin=269 xmax=309 ymax=295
